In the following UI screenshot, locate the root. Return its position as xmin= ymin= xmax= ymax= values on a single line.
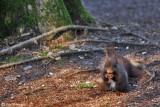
xmin=0 ymin=25 xmax=108 ymax=56
xmin=120 ymin=32 xmax=153 ymax=43
xmin=0 ymin=49 xmax=104 ymax=69
xmin=64 ymin=39 xmax=157 ymax=47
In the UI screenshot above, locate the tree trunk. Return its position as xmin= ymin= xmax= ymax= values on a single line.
xmin=64 ymin=0 xmax=95 ymax=25
xmin=0 ymin=0 xmax=94 ymax=37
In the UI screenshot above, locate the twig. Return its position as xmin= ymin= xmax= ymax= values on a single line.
xmin=120 ymin=32 xmax=153 ymax=43
xmin=0 ymin=49 xmax=104 ymax=69
xmin=143 ymin=69 xmax=155 ymax=85
xmin=64 ymin=39 xmax=157 ymax=47
xmin=65 ymin=69 xmax=99 ymax=78
xmin=0 ymin=56 xmax=46 ymax=69
xmin=19 ymin=86 xmax=49 ymax=95
xmin=0 ymin=25 xmax=108 ymax=56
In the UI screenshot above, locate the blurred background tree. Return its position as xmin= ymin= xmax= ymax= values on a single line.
xmin=0 ymin=0 xmax=95 ymax=37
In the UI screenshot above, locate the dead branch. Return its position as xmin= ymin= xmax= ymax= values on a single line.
xmin=142 ymin=68 xmax=155 ymax=85
xmin=0 ymin=49 xmax=104 ymax=69
xmin=0 ymin=56 xmax=46 ymax=69
xmin=64 ymin=39 xmax=157 ymax=47
xmin=120 ymin=32 xmax=153 ymax=43
xmin=65 ymin=69 xmax=99 ymax=78
xmin=19 ymin=86 xmax=49 ymax=95
xmin=0 ymin=25 xmax=108 ymax=56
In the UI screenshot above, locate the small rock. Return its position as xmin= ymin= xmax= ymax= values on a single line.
xmin=105 ymin=27 xmax=109 ymax=30
xmin=142 ymin=52 xmax=147 ymax=55
xmin=111 ymin=26 xmax=118 ymax=30
xmin=69 ymin=44 xmax=76 ymax=50
xmin=141 ymin=41 xmax=145 ymax=43
xmin=11 ymin=96 xmax=14 ymax=99
xmin=23 ymin=65 xmax=32 ymax=71
xmin=117 ymin=101 xmax=122 ymax=104
xmin=19 ymin=82 xmax=22 ymax=85
xmin=69 ymin=60 xmax=73 ymax=63
xmin=133 ymin=84 xmax=138 ymax=87
xmin=78 ymin=49 xmax=82 ymax=51
xmin=4 ymin=75 xmax=17 ymax=81
xmin=47 ymin=52 xmax=53 ymax=57
xmin=86 ymin=81 xmax=90 ymax=84
xmin=79 ymin=56 xmax=84 ymax=59
xmin=63 ymin=70 xmax=67 ymax=72
xmin=126 ymin=46 xmax=129 ymax=50
xmin=49 ymin=72 xmax=53 ymax=75
xmin=59 ymin=79 xmax=62 ymax=81
xmin=17 ymin=75 xmax=21 ymax=78
xmin=55 ymin=57 xmax=61 ymax=61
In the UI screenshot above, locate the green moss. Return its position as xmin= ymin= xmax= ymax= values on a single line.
xmin=64 ymin=0 xmax=95 ymax=25
xmin=0 ymin=0 xmax=92 ymax=37
xmin=0 ymin=56 xmax=30 ymax=65
xmin=38 ymin=52 xmax=48 ymax=56
xmin=44 ymin=0 xmax=72 ymax=28
xmin=76 ymin=83 xmax=95 ymax=88
xmin=55 ymin=46 xmax=65 ymax=49
xmin=0 ymin=0 xmax=39 ymax=36
xmin=8 ymin=57 xmax=21 ymax=62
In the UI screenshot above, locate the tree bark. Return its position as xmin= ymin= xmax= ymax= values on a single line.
xmin=64 ymin=0 xmax=95 ymax=25
xmin=0 ymin=0 xmax=94 ymax=37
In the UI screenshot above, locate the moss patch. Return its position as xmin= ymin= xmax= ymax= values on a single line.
xmin=0 ymin=0 xmax=39 ymax=36
xmin=37 ymin=52 xmax=48 ymax=57
xmin=0 ymin=56 xmax=30 ymax=65
xmin=44 ymin=0 xmax=72 ymax=28
xmin=64 ymin=0 xmax=95 ymax=25
xmin=76 ymin=83 xmax=95 ymax=88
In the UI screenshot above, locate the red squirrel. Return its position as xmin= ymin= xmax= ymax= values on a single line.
xmin=99 ymin=47 xmax=142 ymax=92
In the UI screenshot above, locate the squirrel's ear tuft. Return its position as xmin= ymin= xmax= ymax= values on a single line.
xmin=112 ymin=46 xmax=116 ymax=57
xmin=105 ymin=48 xmax=109 ymax=59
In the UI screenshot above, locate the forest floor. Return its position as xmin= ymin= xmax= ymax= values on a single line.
xmin=0 ymin=0 xmax=160 ymax=107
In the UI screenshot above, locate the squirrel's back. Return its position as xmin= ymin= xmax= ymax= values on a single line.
xmin=117 ymin=55 xmax=142 ymax=78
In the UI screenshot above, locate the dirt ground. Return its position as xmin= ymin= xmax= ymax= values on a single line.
xmin=0 ymin=0 xmax=160 ymax=107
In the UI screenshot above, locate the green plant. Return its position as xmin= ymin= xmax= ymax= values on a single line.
xmin=55 ymin=45 xmax=65 ymax=49
xmin=38 ymin=52 xmax=48 ymax=56
xmin=76 ymin=83 xmax=94 ymax=88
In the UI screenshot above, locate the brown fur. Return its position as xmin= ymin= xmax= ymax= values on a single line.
xmin=117 ymin=55 xmax=142 ymax=78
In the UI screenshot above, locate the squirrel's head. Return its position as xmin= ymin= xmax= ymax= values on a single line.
xmin=105 ymin=47 xmax=118 ymax=74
